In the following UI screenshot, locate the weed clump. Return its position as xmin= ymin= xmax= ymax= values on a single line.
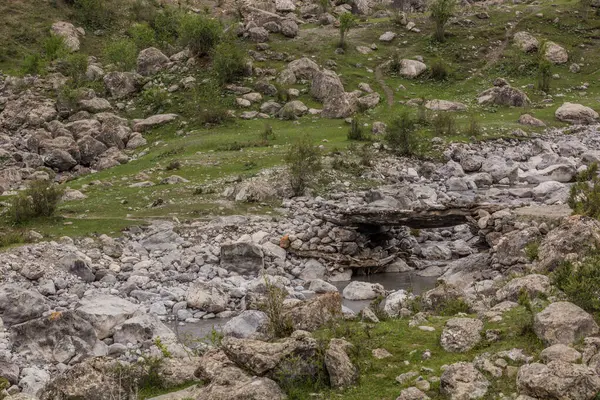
xmin=73 ymin=0 xmax=118 ymax=30
xmin=347 ymin=118 xmax=368 ymax=141
xmin=104 ymin=39 xmax=138 ymax=71
xmin=429 ymin=0 xmax=456 ymax=42
xmin=568 ymin=162 xmax=600 ymax=219
xmin=385 ymin=111 xmax=418 ymax=156
xmin=178 ymin=14 xmax=222 ymax=56
xmin=552 ymin=255 xmax=600 ymax=315
xmin=260 ymin=275 xmax=294 ymax=339
xmin=431 ymin=113 xmax=456 ymax=136
xmin=10 ymin=180 xmax=64 ymax=224
xmin=429 ymin=60 xmax=449 ymax=81
xmin=212 ymin=39 xmax=247 ymax=85
xmin=285 ymin=135 xmax=322 ymax=197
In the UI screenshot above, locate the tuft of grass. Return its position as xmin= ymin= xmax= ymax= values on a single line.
xmin=9 ymin=180 xmax=64 ymax=225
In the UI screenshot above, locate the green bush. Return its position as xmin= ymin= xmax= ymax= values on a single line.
xmin=338 ymin=13 xmax=357 ymax=48
xmin=140 ymin=87 xmax=170 ymax=113
xmin=129 ymin=0 xmax=158 ymax=23
xmin=347 ymin=118 xmax=368 ymax=141
xmin=21 ymin=54 xmax=45 ymax=76
xmin=429 ymin=0 xmax=456 ymax=42
xmin=178 ymin=14 xmax=222 ymax=56
xmin=465 ymin=114 xmax=482 ymax=137
xmin=260 ymin=275 xmax=294 ymax=338
xmin=58 ymin=53 xmax=88 ymax=84
xmin=525 ymin=240 xmax=540 ymax=261
xmin=385 ymin=111 xmax=417 ymax=156
xmin=10 ymin=180 xmax=64 ymax=224
xmin=43 ymin=35 xmax=68 ymax=61
xmin=73 ymin=0 xmax=118 ymax=29
xmin=437 ymin=298 xmax=470 ymax=316
xmin=104 ymin=39 xmax=138 ymax=70
xmin=212 ymin=40 xmax=247 ymax=84
xmin=129 ymin=23 xmax=156 ymax=50
xmin=429 ymin=60 xmax=449 ymax=81
xmin=432 ymin=113 xmax=456 ymax=136
xmin=568 ymin=162 xmax=600 ymax=219
xmin=181 ymin=84 xmax=232 ymax=126
xmin=285 ymin=135 xmax=322 ymax=196
xmin=537 ymin=58 xmax=552 ymax=93
xmin=552 ymin=255 xmax=600 ymax=315
xmin=152 ymin=8 xmax=183 ymax=44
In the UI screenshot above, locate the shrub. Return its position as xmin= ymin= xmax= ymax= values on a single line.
xmin=129 ymin=23 xmax=156 ymax=50
xmin=58 ymin=53 xmax=88 ymax=84
xmin=537 ymin=58 xmax=552 ymax=93
xmin=385 ymin=111 xmax=417 ymax=156
xmin=429 ymin=0 xmax=456 ymax=42
xmin=552 ymin=255 xmax=600 ymax=315
xmin=429 ymin=60 xmax=449 ymax=81
xmin=165 ymin=160 xmax=181 ymax=171
xmin=318 ymin=0 xmax=330 ymax=13
xmin=568 ymin=162 xmax=600 ymax=219
xmin=260 ymin=123 xmax=276 ymax=142
xmin=103 ymin=39 xmax=138 ymax=70
xmin=347 ymin=118 xmax=368 ymax=141
xmin=524 ymin=240 xmax=540 ymax=261
xmin=73 ymin=0 xmax=118 ymax=29
xmin=129 ymin=0 xmax=158 ymax=23
xmin=285 ymin=135 xmax=322 ymax=196
xmin=21 ymin=54 xmax=45 ymax=76
xmin=338 ymin=13 xmax=357 ymax=48
xmin=182 ymin=84 xmax=233 ymax=126
xmin=437 ymin=298 xmax=470 ymax=316
xmin=465 ymin=115 xmax=482 ymax=137
xmin=388 ymin=51 xmax=402 ymax=74
xmin=140 ymin=87 xmax=170 ymax=113
xmin=212 ymin=40 xmax=247 ymax=84
xmin=152 ymin=8 xmax=183 ymax=44
xmin=43 ymin=35 xmax=68 ymax=61
xmin=357 ymin=143 xmax=375 ymax=167
xmin=10 ymin=180 xmax=64 ymax=224
xmin=0 ymin=231 xmax=26 ymax=249
xmin=260 ymin=275 xmax=294 ymax=338
xmin=178 ymin=14 xmax=222 ymax=56
xmin=432 ymin=113 xmax=456 ymax=136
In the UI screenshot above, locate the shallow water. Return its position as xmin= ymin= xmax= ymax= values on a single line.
xmin=167 ymin=271 xmax=438 ymax=342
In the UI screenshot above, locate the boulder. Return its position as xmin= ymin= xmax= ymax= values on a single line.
xmin=544 ymin=42 xmax=568 ymax=64
xmin=0 ymin=285 xmax=49 ymax=326
xmin=531 ymin=180 xmax=566 ymax=201
xmin=299 ymin=259 xmax=326 ymax=281
xmin=10 ymin=311 xmax=98 ymax=364
xmin=77 ymin=135 xmax=107 ymax=166
xmin=383 ymin=290 xmax=410 ymax=317
xmin=513 ymin=31 xmax=539 ymax=53
xmin=133 ymin=113 xmax=178 ymax=132
xmin=278 ymin=100 xmax=308 ymax=120
xmin=275 ymin=0 xmax=296 ymax=11
xmin=397 ymin=387 xmax=430 ymax=400
xmin=493 ymin=226 xmax=541 ymax=266
xmin=137 ymin=47 xmax=170 ymax=76
xmin=357 ymin=93 xmax=380 ymax=110
xmin=308 ymin=279 xmax=338 ymax=293
xmin=425 ymin=99 xmax=467 ymax=111
xmin=186 ymin=281 xmax=230 ymax=313
xmin=222 ymin=310 xmax=270 ymax=340
xmin=379 ymin=31 xmax=396 ymax=42
xmin=325 ymin=339 xmax=358 ymax=389
xmin=539 ymin=344 xmax=582 ymax=363
xmin=555 ymin=102 xmax=598 ymax=124
xmin=19 ymin=367 xmax=50 ymax=398
xmin=441 ymin=362 xmax=489 ymax=399
xmin=280 ymin=20 xmax=298 ymax=38
xmin=534 ymin=302 xmax=599 ymax=345
xmin=40 ymin=359 xmax=118 ymax=400
xmin=282 ymin=293 xmax=342 ymax=331
xmin=517 ymin=361 xmax=600 ymax=399
xmin=220 ymin=242 xmax=264 ymax=275
xmin=518 ymin=114 xmax=546 ymax=127
xmin=477 ymin=85 xmax=530 ymax=107
xmin=440 ymin=318 xmax=483 ymax=353
xmin=43 ymin=148 xmax=77 ymax=171
xmin=399 ymin=59 xmax=427 ymax=78
xmin=322 ymin=92 xmax=358 ymax=118
xmin=496 ymin=274 xmax=550 ymax=303
xmin=310 ymin=69 xmax=345 ymax=102
xmin=248 ymin=27 xmax=269 ymax=42
xmin=51 ymin=21 xmax=83 ymax=52
xmin=76 ymin=295 xmax=140 ymax=339
xmin=287 ymin=57 xmax=320 ymax=79
xmin=342 ymin=281 xmax=385 ymax=300
xmin=113 ymin=314 xmax=176 ymax=345
xmin=103 ymin=72 xmax=140 ymax=99
xmin=78 ymin=97 xmax=111 ymax=113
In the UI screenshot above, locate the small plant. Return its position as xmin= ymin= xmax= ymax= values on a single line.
xmin=347 ymin=118 xmax=368 ymax=141
xmin=552 ymin=255 xmax=600 ymax=315
xmin=58 ymin=53 xmax=88 ymax=85
xmin=260 ymin=275 xmax=294 ymax=338
xmin=465 ymin=114 xmax=482 ymax=137
xmin=104 ymin=39 xmax=138 ymax=70
xmin=432 ymin=113 xmax=456 ymax=136
xmin=21 ymin=54 xmax=45 ymax=76
xmin=386 ymin=111 xmax=417 ymax=156
xmin=152 ymin=7 xmax=183 ymax=45
xmin=10 ymin=180 xmax=64 ymax=224
xmin=130 ymin=0 xmax=158 ymax=23
xmin=388 ymin=51 xmax=402 ymax=74
xmin=43 ymin=35 xmax=68 ymax=61
xmin=357 ymin=143 xmax=375 ymax=167
xmin=437 ymin=298 xmax=470 ymax=316
xmin=260 ymin=123 xmax=276 ymax=142
xmin=129 ymin=23 xmax=156 ymax=49
xmin=165 ymin=160 xmax=181 ymax=171
xmin=73 ymin=0 xmax=118 ymax=29
xmin=429 ymin=0 xmax=456 ymax=42
xmin=318 ymin=0 xmax=330 ymax=13
xmin=140 ymin=87 xmax=170 ymax=113
xmin=429 ymin=60 xmax=449 ymax=81
xmin=153 ymin=337 xmax=172 ymax=358
xmin=178 ymin=14 xmax=222 ymax=56
xmin=568 ymin=162 xmax=600 ymax=219
xmin=338 ymin=13 xmax=357 ymax=49
xmin=212 ymin=39 xmax=247 ymax=84
xmin=0 ymin=231 xmax=26 ymax=249
xmin=524 ymin=240 xmax=540 ymax=261
xmin=285 ymin=135 xmax=322 ymax=196
xmin=537 ymin=58 xmax=552 ymax=93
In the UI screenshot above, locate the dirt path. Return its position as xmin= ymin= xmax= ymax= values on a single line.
xmin=375 ymin=64 xmax=394 ymax=107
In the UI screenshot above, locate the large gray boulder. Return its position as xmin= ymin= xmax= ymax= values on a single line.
xmin=43 ymin=148 xmax=77 ymax=171
xmin=544 ymin=42 xmax=568 ymax=65
xmin=0 ymin=285 xmax=49 ymax=326
xmin=133 ymin=113 xmax=178 ymax=132
xmin=186 ymin=281 xmax=230 ymax=313
xmin=137 ymin=47 xmax=170 ymax=76
xmin=342 ymin=281 xmax=385 ymax=300
xmin=496 ymin=274 xmax=551 ymax=303
xmin=493 ymin=226 xmax=541 ymax=266
xmin=477 ymin=85 xmax=530 ymax=107
xmin=555 ymin=102 xmax=598 ymax=124
xmin=325 ymin=339 xmax=358 ymax=389
xmin=399 ymin=59 xmax=427 ymax=78
xmin=278 ymin=100 xmax=308 ymax=120
xmin=222 ymin=310 xmax=270 ymax=340
xmin=287 ymin=57 xmax=320 ymax=79
xmin=440 ymin=362 xmax=489 ymax=399
xmin=534 ymin=302 xmax=599 ymax=345
xmin=113 ymin=314 xmax=176 ymax=345
xmin=310 ymin=69 xmax=345 ymax=102
xmin=78 ymin=135 xmax=107 ymax=166
xmin=280 ymin=19 xmax=298 ymax=38
xmin=220 ymin=242 xmax=265 ymax=275
xmin=513 ymin=31 xmax=539 ymax=53
xmin=517 ymin=361 xmax=600 ymax=399
xmin=440 ymin=318 xmax=483 ymax=353
xmin=103 ymin=72 xmax=140 ymax=99
xmin=76 ymin=295 xmax=140 ymax=339
xmin=51 ymin=21 xmax=83 ymax=52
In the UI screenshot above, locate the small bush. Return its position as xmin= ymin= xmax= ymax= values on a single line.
xmin=285 ymin=135 xmax=322 ymax=196
xmin=58 ymin=53 xmax=88 ymax=84
xmin=537 ymin=58 xmax=552 ymax=93
xmin=130 ymin=0 xmax=158 ymax=23
xmin=357 ymin=143 xmax=375 ymax=167
xmin=21 ymin=54 xmax=45 ymax=76
xmin=178 ymin=14 xmax=222 ymax=56
xmin=182 ymin=85 xmax=233 ymax=126
xmin=129 ymin=23 xmax=156 ymax=50
xmin=152 ymin=8 xmax=183 ymax=44
xmin=260 ymin=123 xmax=276 ymax=142
xmin=212 ymin=40 xmax=247 ymax=84
xmin=73 ymin=0 xmax=118 ymax=29
xmin=43 ymin=35 xmax=68 ymax=61
xmin=347 ymin=118 xmax=368 ymax=141
xmin=552 ymin=255 xmax=600 ymax=315
xmin=385 ymin=111 xmax=417 ymax=156
xmin=338 ymin=13 xmax=357 ymax=48
xmin=429 ymin=60 xmax=449 ymax=81
xmin=0 ymin=231 xmax=26 ymax=249
xmin=103 ymin=39 xmax=138 ymax=70
xmin=568 ymin=162 xmax=600 ymax=219
xmin=140 ymin=87 xmax=170 ymax=113
xmin=388 ymin=51 xmax=402 ymax=74
xmin=260 ymin=275 xmax=294 ymax=338
xmin=165 ymin=160 xmax=181 ymax=171
xmin=524 ymin=240 xmax=540 ymax=261
xmin=10 ymin=180 xmax=64 ymax=224
xmin=465 ymin=115 xmax=482 ymax=137
xmin=437 ymin=298 xmax=470 ymax=316
xmin=429 ymin=0 xmax=456 ymax=42
xmin=431 ymin=113 xmax=456 ymax=136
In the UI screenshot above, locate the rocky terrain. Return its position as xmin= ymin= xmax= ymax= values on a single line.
xmin=1 ymin=0 xmax=600 ymax=399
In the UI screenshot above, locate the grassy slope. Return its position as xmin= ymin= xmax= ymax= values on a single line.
xmin=1 ymin=0 xmax=600 ymax=242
